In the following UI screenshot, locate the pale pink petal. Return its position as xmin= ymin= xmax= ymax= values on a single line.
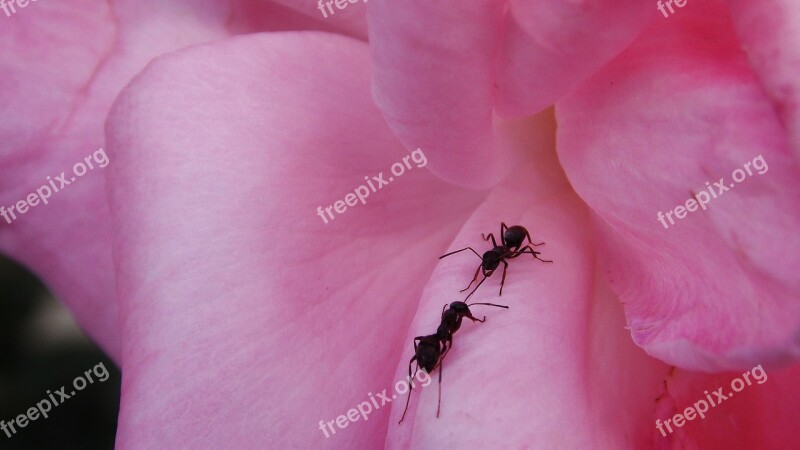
xmin=557 ymin=1 xmax=800 ymax=371
xmin=105 ymin=32 xmax=479 ymax=448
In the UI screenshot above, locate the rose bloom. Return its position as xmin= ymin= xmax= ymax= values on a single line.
xmin=1 ymin=0 xmax=798 ymax=448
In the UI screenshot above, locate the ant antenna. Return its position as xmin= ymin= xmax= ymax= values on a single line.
xmin=462 ymin=275 xmax=486 ymax=302
xmin=466 ymin=302 xmax=509 ymax=309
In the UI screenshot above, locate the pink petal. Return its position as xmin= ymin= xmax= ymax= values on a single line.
xmin=386 ymin=142 xmax=671 ymax=448
xmin=0 ymin=1 xmax=120 ymax=358
xmin=0 ymin=0 xmax=349 ymax=361
xmin=368 ymin=0 xmax=549 ymax=188
xmin=105 ymin=32 xmax=478 ymax=448
xmin=557 ymin=1 xmax=800 ymax=371
xmin=260 ymin=0 xmax=368 ymax=39
xmin=727 ymin=0 xmax=800 ymax=161
xmin=494 ymin=0 xmax=653 ymax=117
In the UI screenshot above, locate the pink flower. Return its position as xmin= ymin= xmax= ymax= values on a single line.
xmin=1 ymin=0 xmax=798 ymax=448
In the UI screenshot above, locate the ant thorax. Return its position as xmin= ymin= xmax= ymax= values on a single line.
xmin=491 ymin=245 xmax=510 ymax=255
xmin=435 ymin=323 xmax=452 ymax=340
xmin=482 ymin=248 xmax=507 ymax=270
xmin=441 ymin=307 xmax=459 ymax=320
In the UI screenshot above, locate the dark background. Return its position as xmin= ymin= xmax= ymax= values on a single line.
xmin=0 ymin=255 xmax=120 ymax=450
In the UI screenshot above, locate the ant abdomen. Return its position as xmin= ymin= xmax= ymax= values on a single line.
xmin=503 ymin=225 xmax=528 ymax=250
xmin=417 ymin=347 xmax=440 ymax=373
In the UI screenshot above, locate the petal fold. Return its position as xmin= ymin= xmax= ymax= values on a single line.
xmin=557 ymin=1 xmax=800 ymax=371
xmin=105 ymin=32 xmax=479 ymax=448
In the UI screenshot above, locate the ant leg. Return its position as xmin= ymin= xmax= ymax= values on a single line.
xmin=460 ymin=265 xmax=482 ymax=293
xmin=481 ymin=232 xmax=498 ymax=247
xmin=464 ymin=312 xmax=486 ymax=323
xmin=516 ymin=246 xmax=553 ymax=263
xmin=439 ymin=247 xmax=481 ymax=260
xmin=498 ymin=260 xmax=509 ymax=296
xmin=413 ymin=336 xmax=425 ymax=354
xmin=500 ymin=222 xmax=509 ymax=247
xmin=440 ymin=335 xmax=453 ymax=362
xmin=437 ymin=348 xmax=450 ymax=370
xmin=434 ymin=350 xmax=451 ymax=418
xmin=525 ymin=229 xmax=545 ymax=246
xmin=436 ymin=363 xmax=443 ymax=417
xmin=399 ymin=357 xmax=418 ymax=424
xmin=407 ymin=358 xmax=417 ymax=391
xmin=462 ymin=275 xmax=486 ymax=302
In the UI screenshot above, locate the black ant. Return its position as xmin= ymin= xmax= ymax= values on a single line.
xmin=439 ymin=222 xmax=552 ymax=300
xmin=398 ymin=300 xmax=508 ymax=423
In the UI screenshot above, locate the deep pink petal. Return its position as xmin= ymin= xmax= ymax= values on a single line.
xmin=557 ymin=1 xmax=800 ymax=371
xmin=650 ymin=363 xmax=800 ymax=447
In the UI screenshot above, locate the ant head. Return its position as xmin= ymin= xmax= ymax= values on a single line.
xmin=448 ymin=301 xmax=470 ymax=314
